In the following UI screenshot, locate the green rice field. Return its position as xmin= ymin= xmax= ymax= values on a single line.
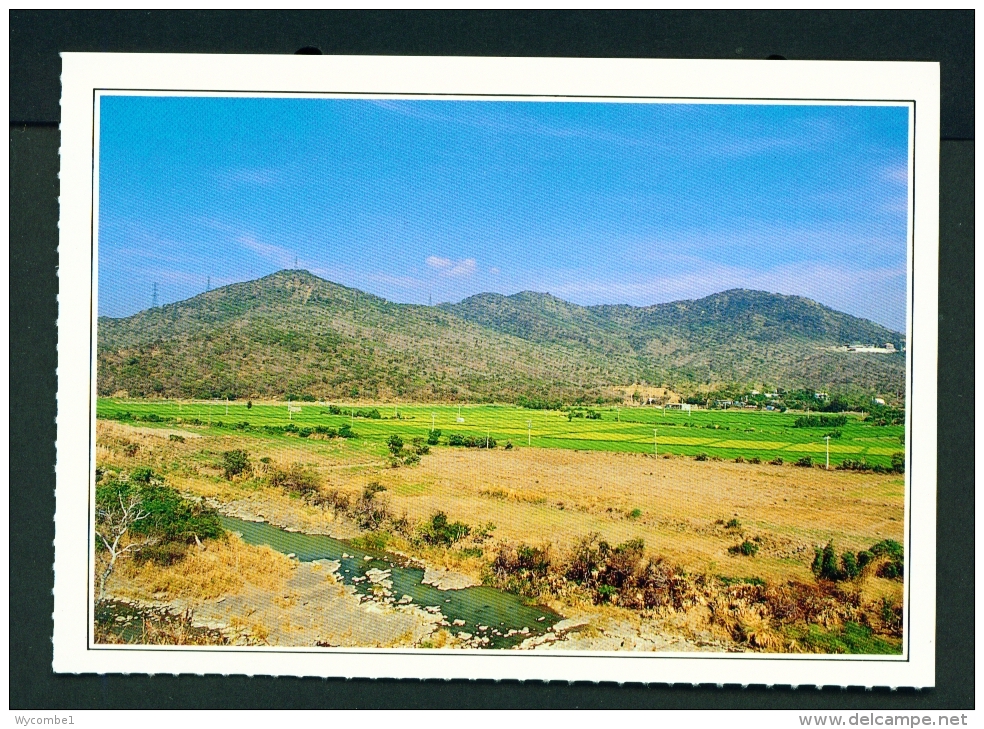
xmin=96 ymin=398 xmax=905 ymax=467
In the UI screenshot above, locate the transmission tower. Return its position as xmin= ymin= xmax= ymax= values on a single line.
xmin=151 ymin=282 xmax=158 ymax=308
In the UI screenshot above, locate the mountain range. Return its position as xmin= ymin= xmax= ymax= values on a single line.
xmin=97 ymin=270 xmax=906 ymax=402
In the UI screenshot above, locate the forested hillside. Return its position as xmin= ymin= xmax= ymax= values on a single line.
xmin=98 ymin=270 xmax=906 ymax=402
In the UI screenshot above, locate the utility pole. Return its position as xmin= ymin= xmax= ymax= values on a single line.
xmin=486 ymin=429 xmax=490 ymax=449
xmin=825 ymin=435 xmax=831 ymax=470
xmin=527 ymin=420 xmax=532 ymax=446
xmin=225 ymin=396 xmax=229 ymax=416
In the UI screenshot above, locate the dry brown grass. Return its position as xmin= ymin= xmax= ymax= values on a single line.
xmin=367 ymin=447 xmax=904 ymax=585
xmin=110 ymin=533 xmax=295 ymax=603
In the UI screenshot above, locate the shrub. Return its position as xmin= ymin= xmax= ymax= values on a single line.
xmin=837 ymin=458 xmax=870 ymax=472
xmin=310 ymin=488 xmax=351 ymax=512
xmin=734 ymin=455 xmax=744 ymax=463
xmin=812 ymin=541 xmax=842 ymax=581
xmin=794 ymin=456 xmax=813 ymax=468
xmin=283 ymin=423 xmax=299 ymax=433
xmin=627 ymin=508 xmax=643 ymax=520
xmin=352 ymin=483 xmax=390 ymax=530
xmin=298 ymin=428 xmax=312 ymax=438
xmin=97 ymin=479 xmax=224 ymax=556
xmin=841 ymin=551 xmax=860 ymax=579
xmin=269 ymin=464 xmax=320 ymax=497
xmin=410 ymin=437 xmax=429 ymax=455
xmin=337 ymin=424 xmax=356 ymax=438
xmin=246 ymin=400 xmax=253 ymax=409
xmin=387 ymin=434 xmax=404 ymax=456
xmin=748 ymin=456 xmax=761 ymax=464
xmin=890 ymin=452 xmax=905 ymax=474
xmin=768 ymin=457 xmax=784 ymax=466
xmin=168 ymin=434 xmax=185 ymax=443
xmin=694 ymin=453 xmax=708 ymax=461
xmin=794 ymin=415 xmax=848 ymax=428
xmin=504 ymin=441 xmax=514 ymax=450
xmin=585 ymin=410 xmax=601 ymax=420
xmin=426 ymin=429 xmax=442 ymax=446
xmin=259 ymin=456 xmax=272 ymax=464
xmin=131 ymin=466 xmax=155 ymax=484
xmin=490 ymin=542 xmax=553 ymax=597
xmin=222 ymin=449 xmax=251 ymax=479
xmin=419 ymin=511 xmax=471 ymax=546
xmin=729 ymin=540 xmax=759 ymax=557
xmin=870 ymin=539 xmax=904 ymax=580
xmin=725 ymin=518 xmax=741 ymax=530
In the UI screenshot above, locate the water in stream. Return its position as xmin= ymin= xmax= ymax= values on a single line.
xmin=222 ymin=516 xmax=560 ymax=649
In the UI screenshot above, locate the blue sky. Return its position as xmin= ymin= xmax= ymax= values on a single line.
xmin=98 ymin=95 xmax=910 ymax=330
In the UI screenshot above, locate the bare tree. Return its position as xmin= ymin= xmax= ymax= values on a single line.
xmin=95 ymin=490 xmax=157 ymax=599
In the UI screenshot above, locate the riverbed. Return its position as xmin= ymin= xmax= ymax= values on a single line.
xmin=222 ymin=516 xmax=560 ymax=649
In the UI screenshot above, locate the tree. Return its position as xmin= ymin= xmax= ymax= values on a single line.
xmin=222 ymin=449 xmax=250 ymax=479
xmin=95 ymin=489 xmax=157 ymax=598
xmin=387 ymin=434 xmax=404 ymax=456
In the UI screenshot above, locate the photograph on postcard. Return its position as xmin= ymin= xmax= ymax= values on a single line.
xmin=89 ymin=91 xmax=913 ymax=657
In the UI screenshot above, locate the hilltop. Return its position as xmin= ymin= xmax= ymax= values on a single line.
xmin=97 ymin=270 xmax=905 ymax=402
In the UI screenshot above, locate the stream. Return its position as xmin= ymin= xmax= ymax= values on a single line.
xmin=222 ymin=516 xmax=560 ymax=649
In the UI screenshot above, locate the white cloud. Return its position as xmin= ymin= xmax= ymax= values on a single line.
xmin=426 ymin=256 xmax=477 ymax=277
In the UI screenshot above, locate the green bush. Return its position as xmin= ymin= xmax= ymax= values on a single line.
xmin=387 ymin=434 xmax=404 ymax=456
xmin=841 ymin=551 xmax=860 ymax=579
xmin=837 ymin=458 xmax=870 ymax=472
xmin=96 ymin=478 xmax=223 ymax=562
xmin=794 ymin=456 xmax=813 ymax=468
xmin=794 ymin=415 xmax=848 ymax=428
xmin=734 ymin=455 xmax=745 ymax=463
xmin=337 ymin=424 xmax=356 ymax=438
xmin=890 ymin=452 xmax=905 ymax=474
xmin=168 ymin=434 xmax=185 ymax=443
xmin=222 ymin=450 xmax=250 ymax=479
xmin=627 ymin=508 xmax=643 ymax=520
xmin=812 ymin=541 xmax=842 ymax=581
xmin=725 ymin=518 xmax=741 ymax=530
xmin=694 ymin=453 xmax=708 ymax=461
xmin=728 ymin=540 xmax=759 ymax=557
xmin=769 ymin=457 xmax=784 ymax=466
xmin=426 ymin=429 xmax=442 ymax=446
xmin=420 ymin=511 xmax=471 ymax=546
xmin=870 ymin=539 xmax=904 ymax=580
xmin=748 ymin=456 xmax=761 ymax=464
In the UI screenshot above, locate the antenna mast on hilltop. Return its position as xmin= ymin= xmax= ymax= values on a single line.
xmin=206 ymin=275 xmax=211 ymax=292
xmin=151 ymin=282 xmax=158 ymax=308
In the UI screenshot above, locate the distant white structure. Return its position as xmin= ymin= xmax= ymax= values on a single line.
xmin=665 ymin=403 xmax=693 ymax=413
xmin=814 ymin=392 xmax=829 ymax=401
xmin=872 ymin=397 xmax=886 ymax=406
xmin=834 ymin=342 xmax=899 ymax=354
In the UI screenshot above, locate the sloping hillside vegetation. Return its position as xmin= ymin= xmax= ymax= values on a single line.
xmin=98 ymin=270 xmax=905 ymax=402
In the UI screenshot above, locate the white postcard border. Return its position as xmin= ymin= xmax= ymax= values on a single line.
xmin=55 ymin=53 xmax=939 ymax=686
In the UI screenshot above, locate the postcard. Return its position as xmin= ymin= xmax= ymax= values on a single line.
xmin=54 ymin=53 xmax=939 ymax=686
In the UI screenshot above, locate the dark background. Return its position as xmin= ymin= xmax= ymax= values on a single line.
xmin=9 ymin=9 xmax=974 ymax=710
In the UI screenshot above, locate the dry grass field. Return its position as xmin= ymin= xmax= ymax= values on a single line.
xmin=96 ymin=419 xmax=904 ymax=600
